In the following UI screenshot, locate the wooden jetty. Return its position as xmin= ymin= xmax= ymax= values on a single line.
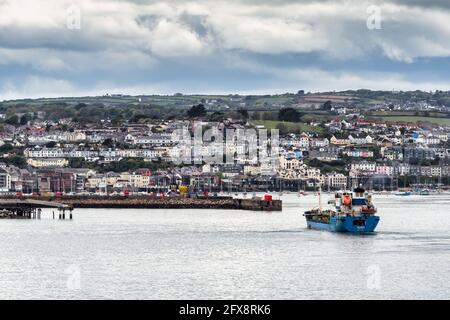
xmin=0 ymin=199 xmax=73 ymax=219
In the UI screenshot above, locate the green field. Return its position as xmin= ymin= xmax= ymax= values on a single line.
xmin=380 ymin=116 xmax=450 ymax=126
xmin=252 ymin=120 xmax=325 ymax=133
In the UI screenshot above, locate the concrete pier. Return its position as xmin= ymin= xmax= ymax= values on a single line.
xmin=1 ymin=196 xmax=282 ymax=212
xmin=64 ymin=196 xmax=282 ymax=211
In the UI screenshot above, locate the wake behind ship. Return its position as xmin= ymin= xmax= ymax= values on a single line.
xmin=304 ymin=187 xmax=380 ymax=233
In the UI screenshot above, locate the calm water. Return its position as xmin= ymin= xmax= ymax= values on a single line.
xmin=1 ymin=193 xmax=449 ymax=300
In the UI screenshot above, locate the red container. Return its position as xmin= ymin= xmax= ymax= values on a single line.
xmin=264 ymin=194 xmax=273 ymax=201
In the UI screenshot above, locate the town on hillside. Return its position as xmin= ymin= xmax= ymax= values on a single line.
xmin=0 ymin=90 xmax=449 ymax=196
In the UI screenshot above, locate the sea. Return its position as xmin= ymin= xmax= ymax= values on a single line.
xmin=1 ymin=193 xmax=449 ymax=299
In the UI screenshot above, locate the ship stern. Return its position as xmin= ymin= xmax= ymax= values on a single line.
xmin=341 ymin=215 xmax=380 ymax=233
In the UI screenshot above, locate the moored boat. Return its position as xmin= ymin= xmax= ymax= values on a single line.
xmin=304 ymin=187 xmax=380 ymax=233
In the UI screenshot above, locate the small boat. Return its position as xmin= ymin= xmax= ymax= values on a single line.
xmin=419 ymin=189 xmax=430 ymax=196
xmin=395 ymin=191 xmax=411 ymax=196
xmin=304 ymin=187 xmax=380 ymax=233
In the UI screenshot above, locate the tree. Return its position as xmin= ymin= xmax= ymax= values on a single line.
xmin=75 ymin=103 xmax=88 ymax=110
xmin=98 ymin=158 xmax=172 ymax=173
xmin=276 ymin=123 xmax=289 ymax=135
xmin=102 ymin=138 xmax=114 ymax=148
xmin=251 ymin=111 xmax=262 ymax=121
xmin=209 ymin=111 xmax=225 ymax=122
xmin=187 ymin=104 xmax=206 ymax=118
xmin=0 ymin=143 xmax=13 ymax=153
xmin=5 ymin=115 xmax=19 ymax=126
xmin=321 ymin=101 xmax=332 ymax=111
xmin=7 ymin=155 xmax=27 ymax=168
xmin=20 ymin=114 xmax=30 ymax=126
xmin=237 ymin=109 xmax=249 ymax=120
xmin=112 ymin=115 xmax=124 ymax=125
xmin=130 ymin=113 xmax=150 ymax=123
xmin=69 ymin=158 xmax=90 ymax=168
xmin=262 ymin=112 xmax=277 ymax=121
xmin=45 ymin=141 xmax=57 ymax=148
xmin=278 ymin=107 xmax=302 ymax=122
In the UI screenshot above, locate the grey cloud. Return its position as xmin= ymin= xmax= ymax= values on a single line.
xmin=390 ymin=0 xmax=450 ymax=9
xmin=1 ymin=0 xmax=450 ymax=99
xmin=136 ymin=14 xmax=162 ymax=30
xmin=178 ymin=13 xmax=209 ymax=37
xmin=0 ymin=0 xmax=449 ymax=59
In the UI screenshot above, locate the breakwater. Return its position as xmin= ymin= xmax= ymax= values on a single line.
xmin=3 ymin=196 xmax=282 ymax=211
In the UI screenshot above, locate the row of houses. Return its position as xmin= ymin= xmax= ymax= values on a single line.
xmin=350 ymin=161 xmax=450 ymax=177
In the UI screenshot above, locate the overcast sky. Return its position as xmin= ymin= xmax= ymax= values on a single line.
xmin=0 ymin=0 xmax=449 ymax=99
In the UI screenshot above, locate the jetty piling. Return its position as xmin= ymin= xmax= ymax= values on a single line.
xmin=0 ymin=199 xmax=73 ymax=220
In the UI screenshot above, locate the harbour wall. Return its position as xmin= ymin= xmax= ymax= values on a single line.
xmin=2 ymin=196 xmax=282 ymax=211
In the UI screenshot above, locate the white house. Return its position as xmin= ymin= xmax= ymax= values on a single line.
xmin=309 ymin=138 xmax=329 ymax=148
xmin=349 ymin=134 xmax=373 ymax=145
xmin=375 ymin=165 xmax=394 ymax=176
xmin=350 ymin=161 xmax=376 ymax=174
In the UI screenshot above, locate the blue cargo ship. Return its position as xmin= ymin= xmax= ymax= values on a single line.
xmin=304 ymin=187 xmax=380 ymax=233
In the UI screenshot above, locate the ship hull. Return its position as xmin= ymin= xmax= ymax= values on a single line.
xmin=306 ymin=215 xmax=380 ymax=233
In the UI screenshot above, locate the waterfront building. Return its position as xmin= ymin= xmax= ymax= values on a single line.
xmin=0 ymin=168 xmax=12 ymax=192
xmin=325 ymin=172 xmax=348 ymax=190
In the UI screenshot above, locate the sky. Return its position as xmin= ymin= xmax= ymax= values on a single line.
xmin=0 ymin=0 xmax=449 ymax=100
